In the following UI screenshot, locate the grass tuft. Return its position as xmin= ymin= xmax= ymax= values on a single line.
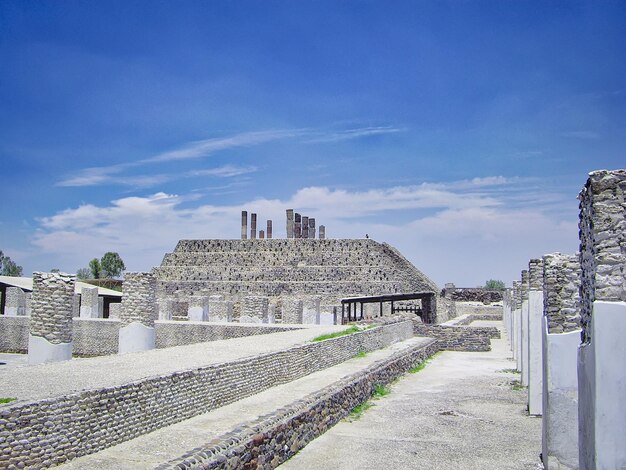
xmin=372 ymin=384 xmax=391 ymax=398
xmin=353 ymin=351 xmax=367 ymax=358
xmin=501 ymin=368 xmax=521 ymax=374
xmin=0 ymin=397 xmax=16 ymax=404
xmin=311 ymin=325 xmax=375 ymax=342
xmin=349 ymin=402 xmax=372 ymax=420
xmin=511 ymin=380 xmax=525 ymax=391
xmin=408 ymin=352 xmax=440 ymax=373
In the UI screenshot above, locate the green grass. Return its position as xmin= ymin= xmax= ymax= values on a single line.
xmin=311 ymin=325 xmax=375 ymax=342
xmin=501 ymin=368 xmax=521 ymax=374
xmin=511 ymin=380 xmax=525 ymax=391
xmin=353 ymin=351 xmax=367 ymax=358
xmin=0 ymin=397 xmax=16 ymax=404
xmin=372 ymin=384 xmax=391 ymax=398
xmin=349 ymin=401 xmax=372 ymax=419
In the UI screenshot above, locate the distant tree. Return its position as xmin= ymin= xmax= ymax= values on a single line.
xmin=76 ymin=268 xmax=92 ymax=280
xmin=89 ymin=258 xmax=101 ymax=279
xmin=0 ymin=250 xmax=23 ymax=277
xmin=485 ymin=279 xmax=506 ymax=290
xmin=100 ymin=252 xmax=125 ymax=278
xmin=50 ymin=268 xmax=60 ymax=273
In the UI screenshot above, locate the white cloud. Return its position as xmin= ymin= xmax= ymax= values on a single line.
xmin=31 ymin=178 xmax=579 ymax=287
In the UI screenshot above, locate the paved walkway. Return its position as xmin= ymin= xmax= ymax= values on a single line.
xmin=281 ymin=322 xmax=543 ymax=470
xmin=58 ymin=337 xmax=433 ymax=469
xmin=0 ymin=324 xmax=344 ymax=402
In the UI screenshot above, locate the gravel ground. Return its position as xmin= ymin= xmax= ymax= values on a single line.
xmin=281 ymin=323 xmax=543 ymax=470
xmin=0 ymin=324 xmax=344 ymax=403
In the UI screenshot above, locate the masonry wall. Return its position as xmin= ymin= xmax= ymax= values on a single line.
xmin=542 ymin=253 xmax=580 ymax=333
xmin=0 ymin=317 xmax=306 ymax=356
xmin=156 ymin=338 xmax=440 ymax=470
xmin=0 ymin=319 xmax=415 ymax=468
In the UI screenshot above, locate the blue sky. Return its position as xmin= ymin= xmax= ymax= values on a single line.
xmin=1 ymin=1 xmax=624 ymax=286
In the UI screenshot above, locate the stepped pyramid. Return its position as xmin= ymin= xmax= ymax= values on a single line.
xmin=154 ymin=239 xmax=437 ymax=310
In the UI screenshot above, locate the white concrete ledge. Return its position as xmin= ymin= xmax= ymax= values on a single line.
xmin=119 ymin=322 xmax=155 ymax=354
xmin=28 ymin=335 xmax=72 ymax=365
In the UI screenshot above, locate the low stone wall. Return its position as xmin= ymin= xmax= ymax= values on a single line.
xmin=156 ymin=338 xmax=440 ymax=469
xmin=442 ymin=288 xmax=503 ymax=303
xmin=0 ymin=317 xmax=303 ymax=356
xmin=0 ymin=316 xmax=29 ymax=353
xmin=447 ymin=313 xmax=503 ymax=326
xmin=72 ymin=318 xmax=121 ymax=356
xmin=413 ymin=319 xmax=500 ymax=352
xmin=454 ymin=303 xmax=503 ymax=317
xmin=155 ymin=322 xmax=301 ymax=348
xmin=0 ymin=319 xmax=414 ymax=468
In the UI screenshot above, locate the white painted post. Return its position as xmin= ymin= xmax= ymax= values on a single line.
xmin=118 ymin=272 xmax=157 ymax=354
xmin=528 ymin=258 xmax=544 ymax=416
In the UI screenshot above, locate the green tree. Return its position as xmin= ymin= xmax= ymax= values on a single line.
xmin=89 ymin=258 xmax=101 ymax=279
xmin=485 ymin=279 xmax=506 ymax=290
xmin=0 ymin=250 xmax=23 ymax=277
xmin=100 ymin=252 xmax=125 ymax=278
xmin=76 ymin=268 xmax=92 ymax=279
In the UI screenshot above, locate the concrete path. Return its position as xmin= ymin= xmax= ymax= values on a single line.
xmin=57 ymin=337 xmax=433 ymax=469
xmin=281 ymin=322 xmax=543 ymax=470
xmin=0 ymin=324 xmax=344 ymax=403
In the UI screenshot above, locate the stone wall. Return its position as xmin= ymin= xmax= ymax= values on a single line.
xmin=29 ymin=272 xmax=75 ymax=344
xmin=120 ymin=272 xmax=157 ymax=328
xmin=0 ymin=319 xmax=414 ymax=468
xmin=413 ymin=315 xmax=500 ymax=352
xmin=0 ymin=316 xmax=29 ymax=353
xmin=442 ymin=287 xmax=503 ymax=303
xmin=454 ymin=303 xmax=502 ymax=317
xmin=240 ymin=296 xmax=269 ymax=323
xmin=578 ymin=169 xmax=626 ymax=343
xmin=0 ymin=318 xmax=304 ymax=356
xmin=3 ymin=287 xmax=25 ymax=316
xmin=156 ymin=338 xmax=440 ymax=470
xmin=72 ymin=318 xmax=120 ymax=356
xmin=542 ymin=253 xmax=581 ymax=333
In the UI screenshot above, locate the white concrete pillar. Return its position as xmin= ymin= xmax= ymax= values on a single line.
xmin=303 ymin=296 xmax=321 ymax=324
xmin=79 ymin=286 xmax=99 ymax=318
xmin=188 ymin=296 xmax=209 ymax=322
xmin=118 ymin=272 xmax=157 ymax=354
xmin=577 ymin=169 xmax=626 ymax=470
xmin=521 ymin=269 xmax=530 ymax=386
xmin=528 ymin=258 xmax=544 ymax=416
xmin=28 ymin=272 xmax=75 ymax=365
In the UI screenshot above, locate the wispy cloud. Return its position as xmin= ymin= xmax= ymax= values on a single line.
xmin=57 ymin=126 xmax=405 ymax=188
xmin=560 ymin=130 xmax=601 ymax=139
xmin=303 ymin=126 xmax=404 ymax=143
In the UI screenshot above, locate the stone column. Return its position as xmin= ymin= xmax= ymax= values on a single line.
xmin=502 ymin=288 xmax=512 ymax=347
xmin=294 ymin=213 xmax=302 ymax=238
xmin=188 ymin=296 xmax=209 ymax=322
xmin=240 ymin=296 xmax=269 ymax=323
xmin=71 ymin=294 xmax=80 ymax=318
xmin=528 ymin=258 xmax=544 ymax=416
xmin=286 ymin=210 xmax=294 ymax=239
xmin=118 ymin=272 xmax=157 ymax=354
xmin=259 ymin=230 xmax=265 ymax=239
xmin=156 ymin=298 xmax=173 ymax=321
xmin=209 ymin=295 xmax=233 ymax=322
xmin=303 ymin=296 xmax=321 ymax=324
xmin=521 ymin=269 xmax=530 ymax=386
xmin=4 ymin=287 xmax=25 ymax=316
xmin=268 ymin=303 xmax=276 ymax=324
xmin=577 ymin=169 xmax=626 ymax=470
xmin=302 ymin=216 xmax=309 ymax=238
xmin=309 ymin=218 xmax=316 ymax=239
xmin=79 ymin=286 xmax=99 ymax=318
xmin=319 ymin=225 xmax=326 ymax=240
xmin=28 ymin=272 xmax=75 ymax=364
xmin=251 ymin=213 xmax=257 ymax=239
xmin=109 ymin=302 xmax=122 ymax=320
xmin=24 ymin=293 xmax=32 ymax=317
xmin=542 ymin=252 xmax=581 ymax=470
xmin=267 ymin=220 xmax=273 ymax=239
xmin=241 ymin=210 xmax=248 ymax=240
xmin=282 ymin=298 xmax=303 ymax=324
